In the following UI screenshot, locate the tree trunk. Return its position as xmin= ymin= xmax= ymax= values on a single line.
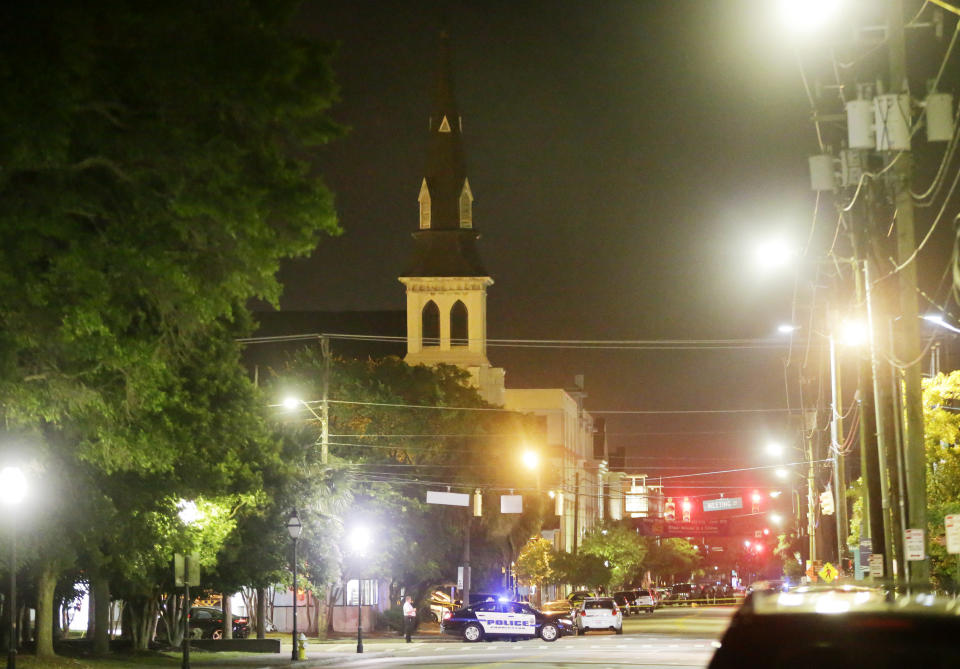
xmin=256 ymin=587 xmax=266 ymax=640
xmin=222 ymin=593 xmax=232 ymax=639
xmin=92 ymin=575 xmax=110 ymax=654
xmin=36 ymin=559 xmax=60 ymax=658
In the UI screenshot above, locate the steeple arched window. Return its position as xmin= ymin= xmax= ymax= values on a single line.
xmin=459 ymin=179 xmax=473 ymax=229
xmin=451 ymin=300 xmax=468 ymax=346
xmin=422 ymin=300 xmax=440 ymax=347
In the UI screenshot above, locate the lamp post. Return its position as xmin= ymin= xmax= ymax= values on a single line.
xmin=521 ymin=449 xmax=540 ymax=491
xmin=348 ymin=526 xmax=371 ymax=654
xmin=1 ymin=467 xmax=26 ymax=669
xmin=286 ymin=510 xmax=302 ymax=661
xmin=177 ymin=500 xmax=201 ymax=669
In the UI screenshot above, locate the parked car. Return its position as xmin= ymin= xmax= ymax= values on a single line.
xmin=427 ymin=590 xmax=456 ymax=622
xmin=708 ymin=585 xmax=960 ymax=668
xmin=612 ymin=591 xmax=637 ymax=615
xmin=441 ymin=598 xmax=572 ymax=642
xmin=541 ymin=599 xmax=575 ymax=615
xmin=188 ymin=606 xmax=250 ymax=639
xmin=634 ymin=588 xmax=656 ymax=613
xmin=574 ymin=597 xmax=622 ymax=635
xmin=567 ymin=590 xmax=596 ymax=605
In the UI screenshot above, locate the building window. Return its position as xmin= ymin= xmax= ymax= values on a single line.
xmin=451 ymin=300 xmax=468 ymax=346
xmin=459 ymin=180 xmax=473 ymax=229
xmin=339 ymin=579 xmax=378 ymax=606
xmin=419 ymin=179 xmax=431 ymax=229
xmin=422 ymin=301 xmax=440 ymax=346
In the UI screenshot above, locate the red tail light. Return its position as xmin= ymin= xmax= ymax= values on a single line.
xmin=580 ymin=610 xmax=586 ymax=616
xmin=613 ymin=606 xmax=620 ymax=616
xmin=236 ymin=618 xmax=248 ymax=624
xmin=442 ymin=610 xmax=452 ymax=621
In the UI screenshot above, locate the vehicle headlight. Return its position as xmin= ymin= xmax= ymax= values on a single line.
xmin=559 ymin=618 xmax=573 ymax=625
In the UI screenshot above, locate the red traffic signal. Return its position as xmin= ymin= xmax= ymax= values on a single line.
xmin=751 ymin=491 xmax=761 ymax=514
xmin=664 ymin=498 xmax=676 ymax=521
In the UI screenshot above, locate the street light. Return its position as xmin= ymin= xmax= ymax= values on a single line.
xmin=177 ymin=499 xmax=201 ymax=669
xmin=287 ymin=511 xmax=303 ymax=661
xmin=777 ymin=0 xmax=841 ymax=34
xmin=348 ymin=525 xmax=372 ymax=654
xmin=1 ymin=466 xmax=26 ymax=669
xmin=774 ymin=468 xmax=789 ymax=480
xmin=923 ymin=313 xmax=960 ymax=334
xmin=766 ymin=441 xmax=785 ymax=457
xmin=521 ymin=449 xmax=541 ymax=491
xmin=753 ymin=237 xmax=796 ymax=273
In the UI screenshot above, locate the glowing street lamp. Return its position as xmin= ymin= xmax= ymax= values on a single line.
xmin=777 ymin=323 xmax=798 ymax=334
xmin=766 ymin=441 xmax=785 ymax=458
xmin=775 ymin=468 xmax=789 ymax=480
xmin=923 ymin=313 xmax=960 ymax=334
xmin=1 ymin=466 xmax=26 ymax=669
xmin=287 ymin=511 xmax=303 ymax=661
xmin=282 ymin=396 xmax=302 ymax=410
xmin=770 ymin=513 xmax=784 ymax=526
xmin=348 ymin=525 xmax=373 ymax=654
xmin=521 ymin=449 xmax=541 ymax=491
xmin=753 ymin=238 xmax=796 ymax=273
xmin=777 ymin=0 xmax=841 ymax=34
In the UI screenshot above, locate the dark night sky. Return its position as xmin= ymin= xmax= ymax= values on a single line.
xmin=265 ymin=1 xmax=957 ymax=497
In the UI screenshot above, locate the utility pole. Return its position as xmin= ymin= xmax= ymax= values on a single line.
xmin=320 ymin=335 xmax=330 ymax=465
xmin=887 ymin=0 xmax=928 ymax=586
xmin=852 ymin=197 xmax=886 ymax=572
xmin=828 ymin=328 xmax=849 ymax=569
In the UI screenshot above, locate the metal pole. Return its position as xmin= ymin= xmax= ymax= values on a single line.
xmin=356 ymin=579 xmax=363 ymax=653
xmin=291 ymin=537 xmax=298 ymax=661
xmin=829 ymin=333 xmax=848 ymax=569
xmin=463 ymin=514 xmax=471 ymax=608
xmin=7 ymin=516 xmax=15 ymax=669
xmin=182 ymin=556 xmax=190 ymax=669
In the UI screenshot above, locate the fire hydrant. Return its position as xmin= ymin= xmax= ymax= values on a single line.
xmin=297 ymin=633 xmax=307 ymax=660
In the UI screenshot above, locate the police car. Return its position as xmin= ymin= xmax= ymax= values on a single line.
xmin=441 ymin=598 xmax=573 ymax=642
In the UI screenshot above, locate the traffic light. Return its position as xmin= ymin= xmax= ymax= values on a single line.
xmin=751 ymin=491 xmax=761 ymax=514
xmin=664 ymin=498 xmax=676 ymax=521
xmin=682 ymin=497 xmax=692 ymax=522
xmin=820 ymin=489 xmax=835 ymax=515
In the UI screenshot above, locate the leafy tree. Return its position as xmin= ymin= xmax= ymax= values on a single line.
xmin=0 ymin=0 xmax=342 ymax=656
xmin=551 ymin=552 xmax=611 ymax=591
xmin=923 ymin=371 xmax=960 ymax=590
xmin=641 ymin=538 xmax=701 ymax=583
xmin=580 ymin=522 xmax=647 ymax=590
xmin=515 ymin=537 xmax=554 ymax=606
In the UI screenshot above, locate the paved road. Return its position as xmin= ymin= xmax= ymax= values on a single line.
xmin=282 ymin=607 xmax=735 ymax=668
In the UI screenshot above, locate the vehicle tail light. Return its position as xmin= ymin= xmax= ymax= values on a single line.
xmin=580 ymin=610 xmax=586 ymax=617
xmin=613 ymin=606 xmax=620 ymax=616
xmin=442 ymin=611 xmax=452 ymax=621
xmin=236 ymin=618 xmax=248 ymax=624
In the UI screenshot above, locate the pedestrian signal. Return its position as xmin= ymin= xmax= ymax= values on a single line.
xmin=820 ymin=489 xmax=835 ymax=515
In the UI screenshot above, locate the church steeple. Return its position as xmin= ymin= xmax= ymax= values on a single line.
xmin=405 ymin=30 xmax=486 ymax=277
xmin=399 ymin=30 xmax=504 ymax=406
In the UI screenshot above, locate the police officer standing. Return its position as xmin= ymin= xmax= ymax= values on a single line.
xmin=402 ymin=595 xmax=416 ymax=642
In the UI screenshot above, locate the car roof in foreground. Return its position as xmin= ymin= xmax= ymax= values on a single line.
xmin=745 ymin=586 xmax=960 ymax=617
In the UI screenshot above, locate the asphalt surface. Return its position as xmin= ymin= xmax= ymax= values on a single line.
xmin=188 ymin=606 xmax=736 ymax=668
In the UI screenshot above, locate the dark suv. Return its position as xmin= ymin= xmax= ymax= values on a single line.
xmin=188 ymin=606 xmax=250 ymax=639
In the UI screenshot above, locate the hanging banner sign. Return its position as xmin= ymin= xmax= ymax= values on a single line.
xmin=631 ymin=518 xmax=729 ymax=537
xmin=426 ymin=491 xmax=470 ymax=507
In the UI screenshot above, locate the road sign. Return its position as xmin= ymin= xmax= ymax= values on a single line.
xmin=904 ymin=528 xmax=926 ymax=561
xmin=818 ymin=562 xmax=838 ymax=583
xmin=858 ymin=538 xmax=872 ymax=568
xmin=869 ymin=553 xmax=884 ymax=578
xmin=426 ymin=490 xmax=469 ymax=506
xmin=703 ymin=497 xmax=742 ymax=512
xmin=501 ymin=495 xmax=523 ymax=514
xmin=457 ymin=566 xmax=464 ymax=589
xmin=946 ymin=515 xmax=960 ymax=554
xmin=174 ymin=552 xmax=200 ymax=587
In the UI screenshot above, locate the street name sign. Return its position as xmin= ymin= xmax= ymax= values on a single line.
xmin=426 ymin=490 xmax=470 ymax=506
xmin=946 ymin=515 xmax=960 ymax=554
xmin=869 ymin=553 xmax=884 ymax=578
xmin=904 ymin=528 xmax=926 ymax=561
xmin=703 ymin=497 xmax=742 ymax=512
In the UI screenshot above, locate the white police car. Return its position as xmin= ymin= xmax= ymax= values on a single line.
xmin=441 ymin=598 xmax=572 ymax=642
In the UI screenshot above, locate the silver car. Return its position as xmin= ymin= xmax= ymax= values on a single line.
xmin=574 ymin=597 xmax=623 ymax=635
